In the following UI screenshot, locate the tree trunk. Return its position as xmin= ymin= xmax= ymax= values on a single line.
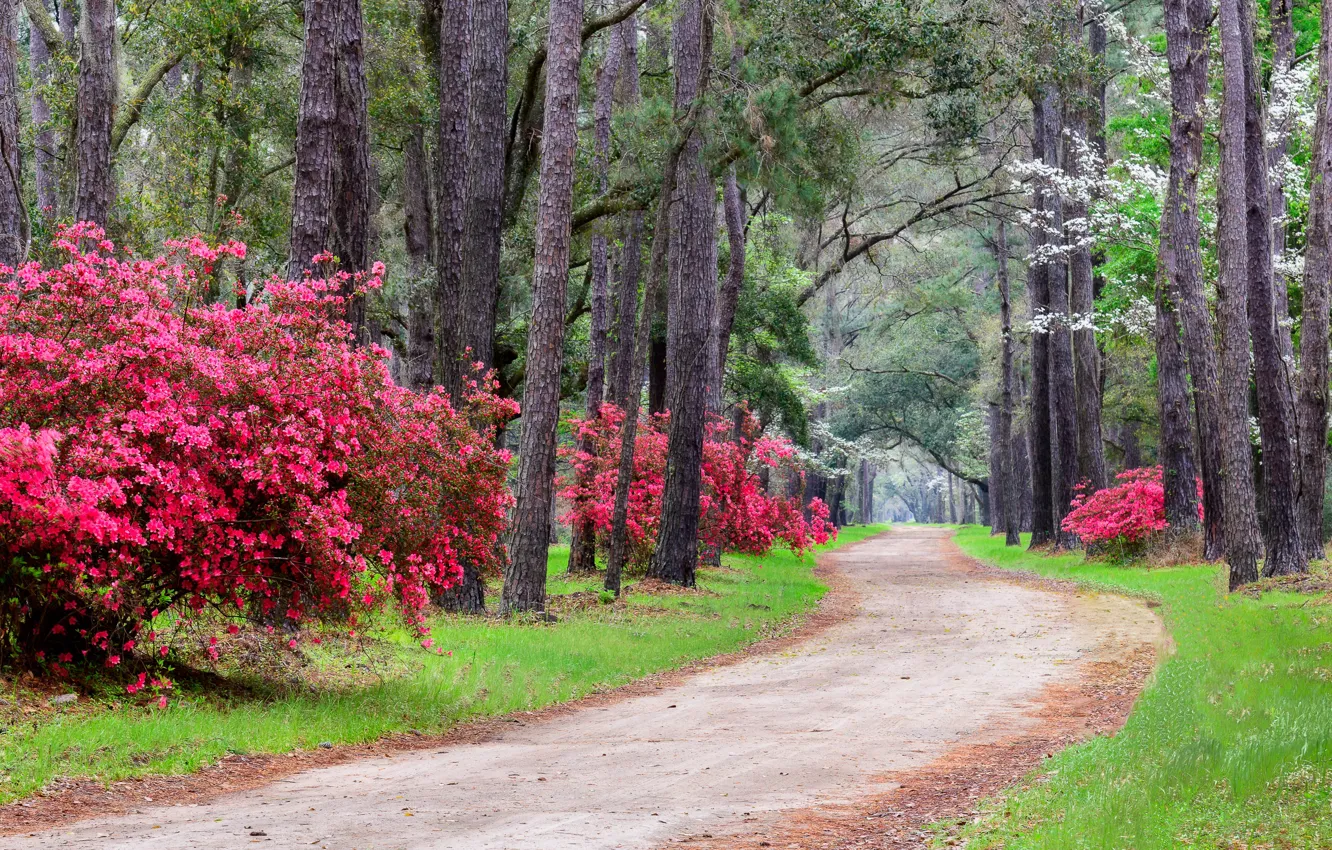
xmin=437 ymin=0 xmax=471 ymax=396
xmin=332 ymin=0 xmax=371 ymax=276
xmin=1066 ymin=94 xmax=1107 ymax=494
xmin=607 ymin=16 xmax=642 ymax=406
xmin=996 ymin=216 xmax=1020 ymax=546
xmin=458 ymin=0 xmax=507 ymax=379
xmin=0 ymin=0 xmax=22 ymax=267
xmin=988 ymin=402 xmax=1005 ymax=536
xmin=712 ymin=169 xmax=745 ymax=411
xmin=404 ymin=119 xmax=436 ymax=390
xmin=1155 ymin=260 xmax=1201 ymax=535
xmin=1163 ymin=0 xmax=1225 ymax=560
xmin=1027 ymin=99 xmax=1056 ymax=547
xmin=289 ymin=0 xmax=371 ymax=336
xmin=74 ymin=0 xmax=116 ymax=227
xmin=29 ymin=0 xmax=57 ymax=224
xmin=501 ymin=0 xmax=584 ymax=613
xmin=1266 ymin=0 xmax=1296 ymax=367
xmin=1042 ymin=87 xmax=1078 ymax=548
xmin=605 ymin=147 xmax=682 ymax=597
xmin=1215 ymin=0 xmax=1264 ymax=587
xmin=567 ymin=22 xmax=624 ymax=576
xmin=648 ymin=0 xmax=715 ymax=588
xmin=1297 ymin=0 xmax=1332 ymax=561
xmin=289 ymin=0 xmax=338 ymax=278
xmin=1236 ymin=0 xmax=1305 ymax=577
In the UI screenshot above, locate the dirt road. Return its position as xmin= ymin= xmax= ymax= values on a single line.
xmin=1 ymin=527 xmax=1162 ymax=850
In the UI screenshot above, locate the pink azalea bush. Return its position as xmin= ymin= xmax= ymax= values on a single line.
xmin=1061 ymin=466 xmax=1200 ymax=557
xmin=0 ymin=224 xmax=516 ymax=670
xmin=560 ymin=405 xmax=834 ymax=571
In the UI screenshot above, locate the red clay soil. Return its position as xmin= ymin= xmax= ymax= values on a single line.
xmin=0 ymin=539 xmax=869 ymax=837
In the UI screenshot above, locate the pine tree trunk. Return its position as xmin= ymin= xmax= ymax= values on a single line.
xmin=996 ymin=216 xmax=1021 ymax=546
xmin=605 ymin=147 xmax=681 ymax=597
xmin=1027 ymin=99 xmax=1056 ymax=547
xmin=1266 ymin=0 xmax=1296 ymax=366
xmin=458 ymin=0 xmax=507 ymax=379
xmin=1163 ymin=0 xmax=1225 ymax=560
xmin=1237 ymin=0 xmax=1305 ymax=577
xmin=501 ymin=0 xmax=584 ymax=614
xmin=75 ymin=0 xmax=116 ymax=227
xmin=289 ymin=0 xmax=338 ymax=278
xmin=568 ymin=23 xmax=623 ymax=576
xmin=1041 ymin=88 xmax=1078 ymax=548
xmin=1155 ymin=260 xmax=1201 ymax=535
xmin=404 ymin=119 xmax=437 ymax=390
xmin=437 ymin=0 xmax=471 ymax=396
xmin=1215 ymin=0 xmax=1264 ymax=587
xmin=712 ymin=169 xmax=745 ymax=411
xmin=333 ymin=0 xmax=371 ymax=295
xmin=0 ymin=0 xmax=22 ymax=267
xmin=1296 ymin=2 xmax=1332 ymax=561
xmin=648 ymin=0 xmax=715 ymax=588
xmin=988 ymin=402 xmax=1005 ymax=536
xmin=607 ymin=16 xmax=642 ymax=406
xmin=29 ymin=0 xmax=57 ymax=224
xmin=1066 ymin=92 xmax=1107 ymax=494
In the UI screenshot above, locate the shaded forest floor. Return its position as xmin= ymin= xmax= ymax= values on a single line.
xmin=0 ymin=526 xmax=885 ymax=819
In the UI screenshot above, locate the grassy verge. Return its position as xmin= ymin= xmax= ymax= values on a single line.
xmin=952 ymin=525 xmax=1332 ymax=849
xmin=0 ymin=525 xmax=886 ymax=803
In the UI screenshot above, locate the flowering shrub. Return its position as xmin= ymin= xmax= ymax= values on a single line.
xmin=0 ymin=224 xmax=516 ymax=670
xmin=560 ymin=406 xmax=834 ymax=571
xmin=1060 ymin=466 xmax=1200 ymax=557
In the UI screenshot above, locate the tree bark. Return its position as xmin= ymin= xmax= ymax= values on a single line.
xmin=568 ymin=21 xmax=624 ymax=576
xmin=1237 ymin=0 xmax=1305 ymax=577
xmin=1163 ymin=0 xmax=1225 ymax=560
xmin=0 ymin=0 xmax=22 ymax=267
xmin=28 ymin=0 xmax=57 ymax=223
xmin=501 ymin=0 xmax=584 ymax=614
xmin=404 ymin=119 xmax=436 ymax=390
xmin=1027 ymin=99 xmax=1056 ymax=547
xmin=995 ymin=216 xmax=1020 ymax=546
xmin=458 ymin=0 xmax=507 ymax=380
xmin=607 ymin=16 xmax=642 ymax=406
xmin=288 ymin=0 xmax=371 ymax=328
xmin=1297 ymin=0 xmax=1332 ymax=561
xmin=711 ymin=169 xmax=745 ymax=411
xmin=605 ymin=148 xmax=681 ymax=597
xmin=74 ymin=0 xmax=116 ymax=227
xmin=437 ymin=0 xmax=471 ymax=397
xmin=1065 ymin=64 xmax=1107 ymax=494
xmin=1155 ymin=259 xmax=1201 ymax=535
xmin=1041 ymin=88 xmax=1078 ymax=549
xmin=988 ymin=402 xmax=1005 ymax=535
xmin=1215 ymin=0 xmax=1264 ymax=587
xmin=648 ymin=0 xmax=715 ymax=588
xmin=1267 ymin=0 xmax=1296 ymax=366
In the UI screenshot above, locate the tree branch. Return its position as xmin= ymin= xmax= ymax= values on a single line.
xmin=23 ymin=0 xmax=64 ymax=57
xmin=112 ymin=52 xmax=184 ymax=153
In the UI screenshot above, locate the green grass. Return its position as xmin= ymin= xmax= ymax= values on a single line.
xmin=952 ymin=525 xmax=1332 ymax=849
xmin=0 ymin=525 xmax=886 ymax=803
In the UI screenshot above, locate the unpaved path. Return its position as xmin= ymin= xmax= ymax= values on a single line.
xmin=1 ymin=527 xmax=1162 ymax=850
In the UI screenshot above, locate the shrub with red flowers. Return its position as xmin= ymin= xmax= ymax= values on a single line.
xmin=0 ymin=224 xmax=516 ymax=671
xmin=1060 ymin=466 xmax=1200 ymax=558
xmin=560 ymin=405 xmax=834 ymax=571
